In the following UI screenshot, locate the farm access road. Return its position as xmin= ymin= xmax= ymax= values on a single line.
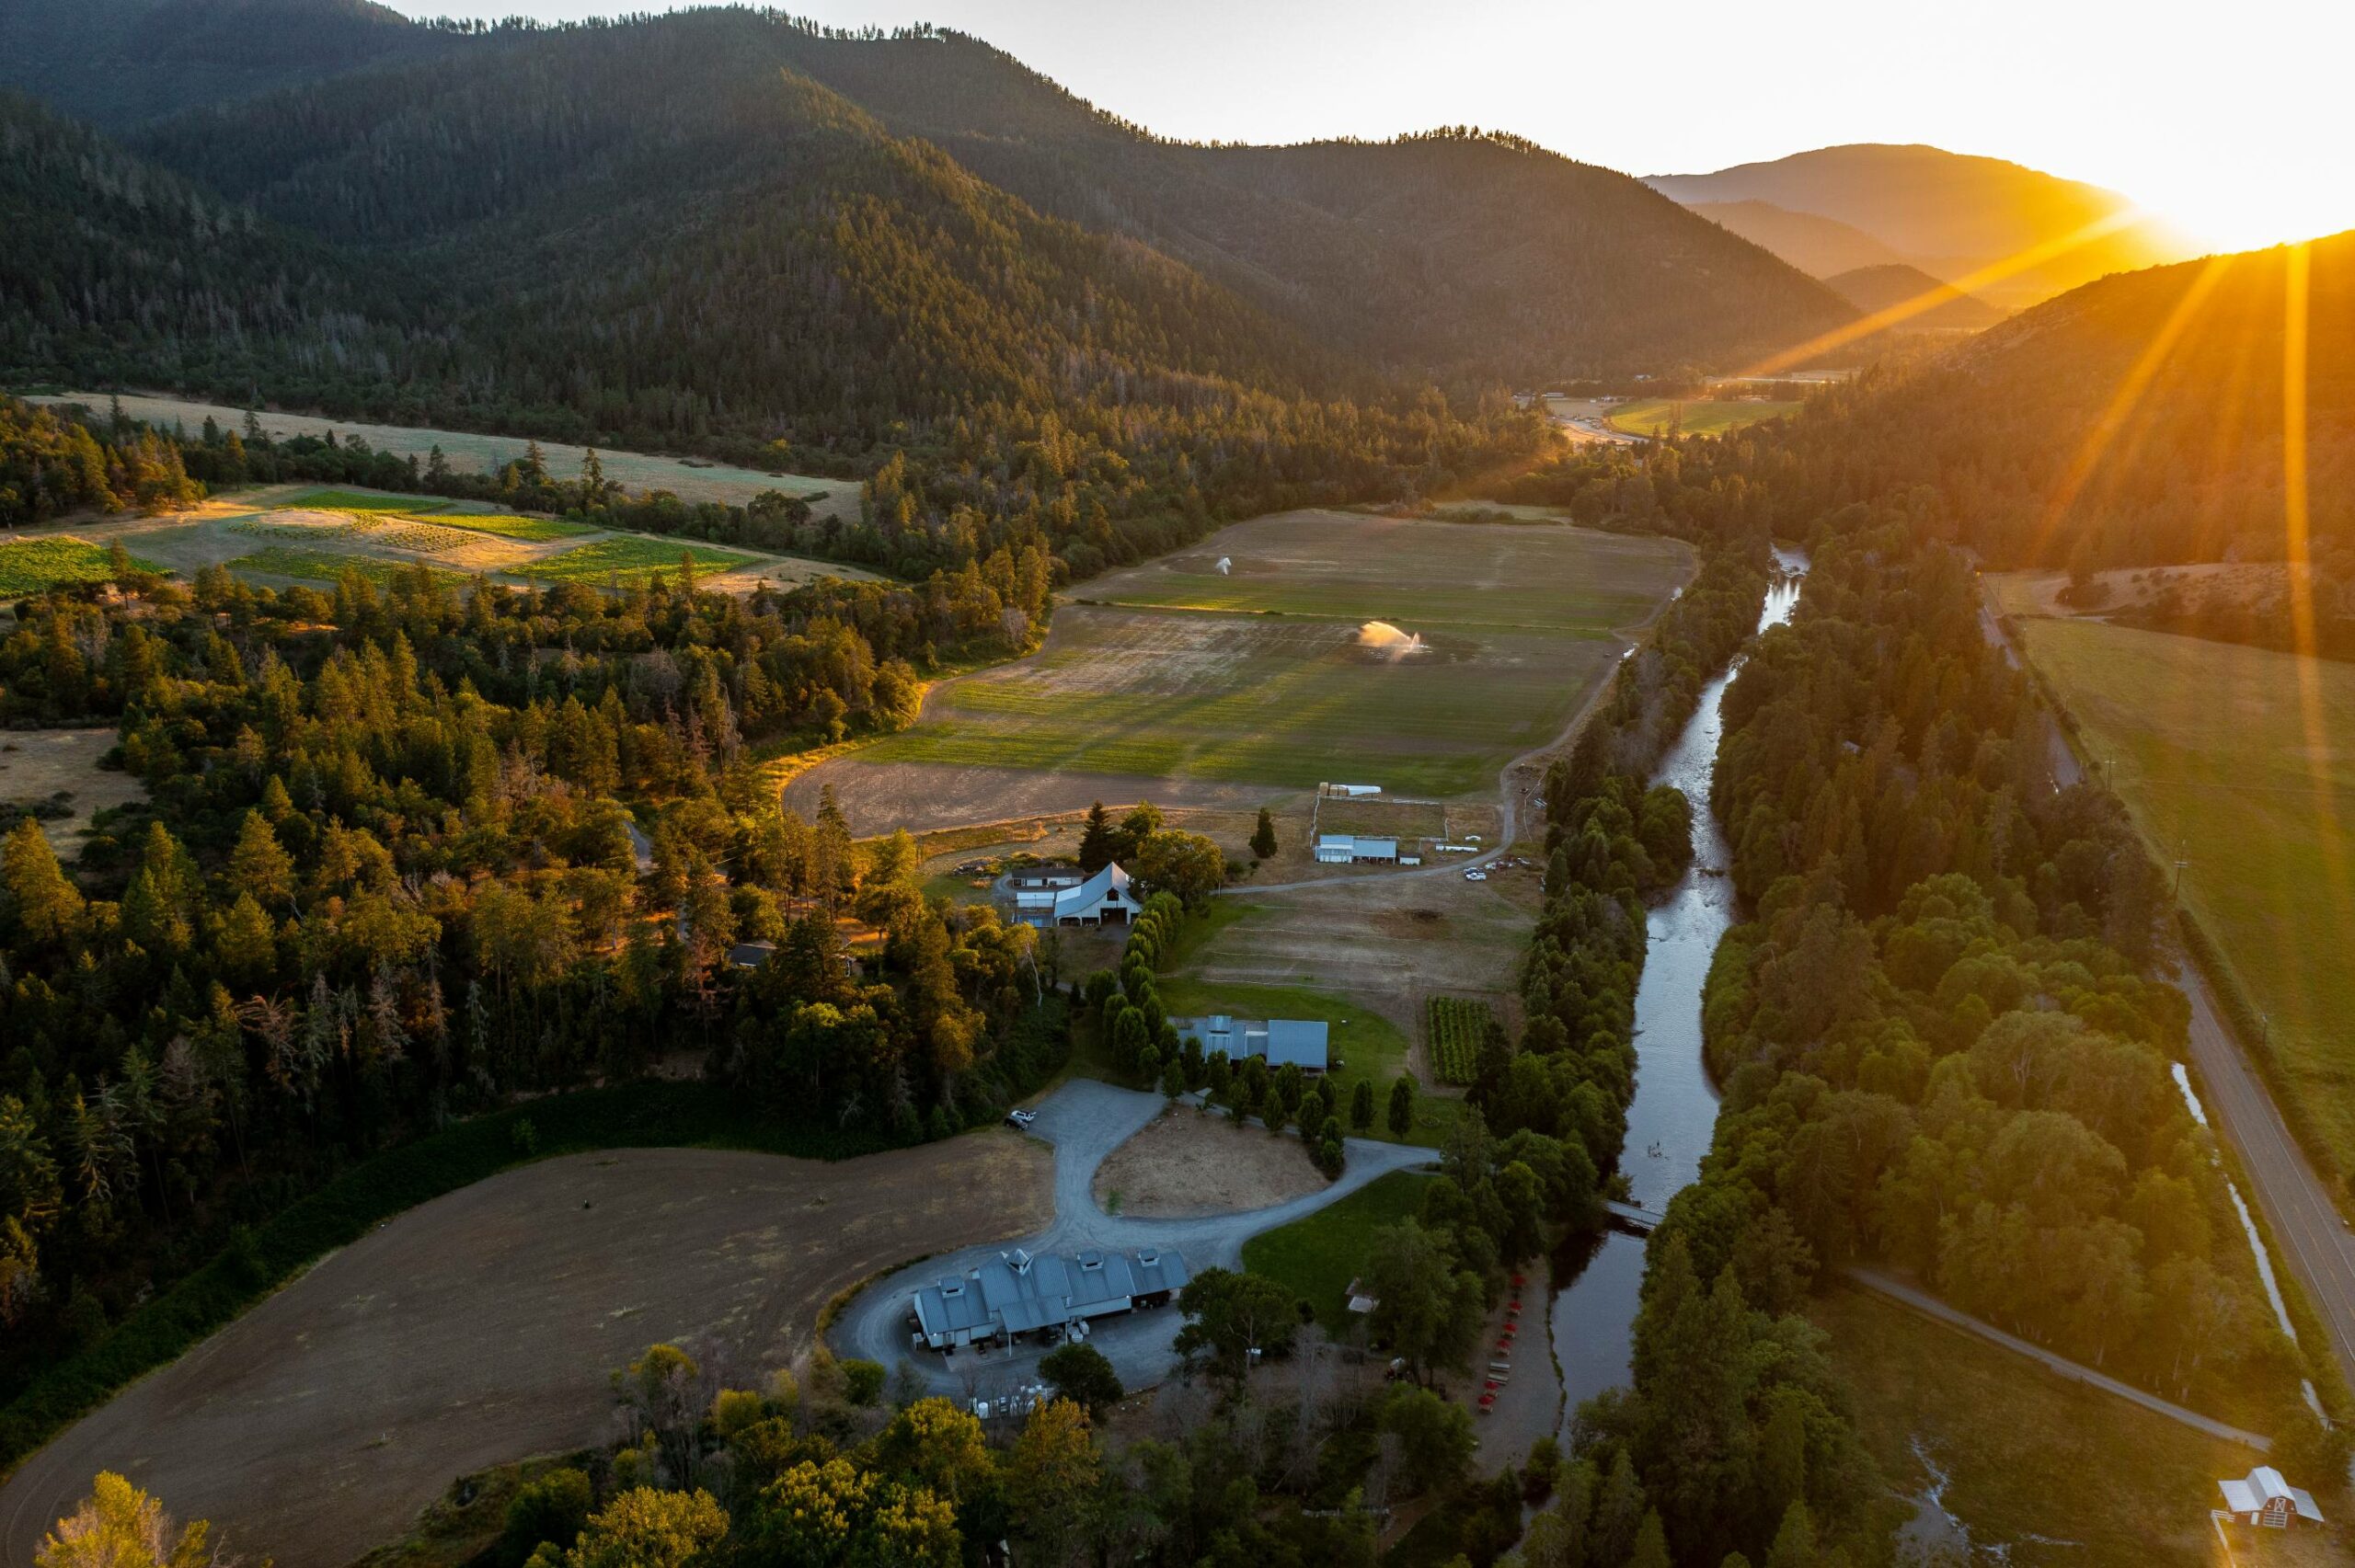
xmin=833 ymin=1080 xmax=1434 ymax=1401
xmin=1978 ymin=585 xmax=2355 ymax=1398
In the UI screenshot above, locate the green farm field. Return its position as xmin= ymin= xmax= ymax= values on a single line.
xmin=1086 ymin=509 xmax=1687 ymax=630
xmin=0 ymin=538 xmax=163 ymax=596
xmin=517 ymin=535 xmax=762 ymax=586
xmin=2014 ymin=613 xmax=2355 ymax=1172
xmin=1604 ymin=398 xmax=1802 ymax=438
xmin=849 ymin=509 xmax=1690 ymax=799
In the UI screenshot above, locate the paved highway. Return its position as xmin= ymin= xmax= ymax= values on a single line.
xmin=1980 ymin=587 xmax=2355 ymax=1397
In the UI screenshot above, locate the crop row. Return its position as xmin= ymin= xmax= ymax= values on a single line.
xmin=1427 ymin=995 xmax=1496 ymax=1086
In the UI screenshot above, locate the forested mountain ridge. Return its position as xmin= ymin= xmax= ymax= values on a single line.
xmin=6 ymin=17 xmax=1549 ymax=581
xmin=1751 ymin=230 xmax=2355 ymax=569
xmin=4 ymin=5 xmax=1857 ymax=389
xmin=0 ymin=93 xmax=390 ymax=395
xmin=0 ymin=0 xmax=465 ymax=132
xmin=1649 ymin=143 xmax=2195 ymax=308
xmin=709 ymin=23 xmax=1859 ymax=382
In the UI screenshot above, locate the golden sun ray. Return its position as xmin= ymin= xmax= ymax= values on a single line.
xmin=2024 ymin=254 xmax=2233 ymax=562
xmin=1729 ymin=210 xmax=2148 ymax=380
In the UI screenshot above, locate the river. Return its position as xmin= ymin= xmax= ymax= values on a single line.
xmin=1551 ymin=548 xmax=1809 ymax=1421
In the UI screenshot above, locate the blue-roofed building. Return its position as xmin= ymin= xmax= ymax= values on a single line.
xmin=1263 ymin=1019 xmax=1330 ymax=1070
xmin=1173 ymin=1015 xmax=1330 ymax=1072
xmin=909 ymin=1245 xmax=1191 ymax=1350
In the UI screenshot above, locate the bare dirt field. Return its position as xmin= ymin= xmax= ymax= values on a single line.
xmin=787 ymin=759 xmax=1303 ymax=837
xmin=1091 ymin=1106 xmax=1328 ymax=1218
xmin=0 ymin=1135 xmax=1050 ymax=1568
xmin=28 ymin=394 xmax=850 ymax=520
xmin=0 ymin=728 xmax=145 ymax=856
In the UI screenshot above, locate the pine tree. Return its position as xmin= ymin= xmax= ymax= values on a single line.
xmin=1250 ymin=807 xmax=1278 ymax=861
xmin=1387 ymin=1074 xmax=1415 ymax=1137
xmin=1077 ymin=801 xmax=1115 ymax=873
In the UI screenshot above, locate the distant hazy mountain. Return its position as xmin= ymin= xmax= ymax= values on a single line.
xmin=1686 ymin=200 xmax=1913 ymax=279
xmin=1648 ymin=143 xmax=2196 ymax=308
xmin=1822 ymin=265 xmax=2004 ymax=331
xmin=0 ymin=0 xmax=460 ymax=131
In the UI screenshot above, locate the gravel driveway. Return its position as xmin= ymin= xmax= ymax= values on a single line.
xmin=832 ymin=1080 xmax=1436 ymax=1401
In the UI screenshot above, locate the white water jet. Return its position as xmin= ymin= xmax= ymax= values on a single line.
xmin=1357 ymin=619 xmax=1426 ymax=657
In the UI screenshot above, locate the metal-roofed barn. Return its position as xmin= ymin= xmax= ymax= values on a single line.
xmin=910 ymin=1245 xmax=1191 ymax=1351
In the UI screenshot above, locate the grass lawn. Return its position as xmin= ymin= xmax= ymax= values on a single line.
xmin=431 ymin=510 xmax=595 ymax=543
xmin=2016 ymin=615 xmax=2355 ymax=1174
xmin=0 ymin=538 xmax=165 ymax=596
xmin=1153 ymin=975 xmax=1455 ymax=1146
xmin=1241 ymin=1169 xmax=1433 ymax=1326
xmin=856 ymin=509 xmax=1689 ymax=799
xmin=284 ymin=487 xmax=451 ymax=514
xmin=518 ymin=535 xmax=762 ymax=585
xmin=1809 ymin=1280 xmax=2341 ymax=1566
xmin=1604 ymin=398 xmax=1802 ymax=438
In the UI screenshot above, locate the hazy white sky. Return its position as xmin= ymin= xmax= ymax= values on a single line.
xmin=400 ymin=0 xmax=2354 ymax=249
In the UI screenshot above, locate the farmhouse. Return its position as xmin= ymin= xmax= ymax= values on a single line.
xmin=1005 ymin=862 xmax=1139 ymax=927
xmin=1314 ymin=833 xmax=1399 ymax=864
xmin=1173 ymin=1015 xmax=1331 ymax=1072
xmin=2218 ymin=1466 xmax=2326 ymax=1528
xmin=910 ymin=1245 xmax=1190 ymax=1351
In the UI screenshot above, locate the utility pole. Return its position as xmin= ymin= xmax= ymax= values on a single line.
xmin=2173 ymin=839 xmax=2189 ymax=899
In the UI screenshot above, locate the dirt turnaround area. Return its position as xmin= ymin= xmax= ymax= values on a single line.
xmin=1090 ymin=1106 xmax=1330 ymax=1218
xmin=0 ymin=1136 xmax=1051 ymax=1568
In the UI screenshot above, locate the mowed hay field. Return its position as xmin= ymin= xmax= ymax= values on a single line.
xmin=0 ymin=1137 xmax=1051 ymax=1568
xmin=1604 ymin=398 xmax=1802 ymax=438
xmin=844 ymin=511 xmax=1690 ymax=801
xmin=12 ymin=484 xmax=868 ymax=596
xmin=28 ymin=392 xmax=851 ymax=518
xmin=2013 ymin=612 xmax=2355 ymax=1172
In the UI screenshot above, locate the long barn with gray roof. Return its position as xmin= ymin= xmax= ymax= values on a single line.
xmin=910 ymin=1245 xmax=1190 ymax=1351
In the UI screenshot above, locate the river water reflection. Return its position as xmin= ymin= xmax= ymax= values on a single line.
xmin=1553 ymin=550 xmax=1808 ymax=1426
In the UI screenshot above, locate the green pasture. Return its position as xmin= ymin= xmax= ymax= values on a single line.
xmin=859 ymin=608 xmax=1616 ymax=797
xmin=1604 ymin=398 xmax=1802 ymax=438
xmin=431 ymin=510 xmax=595 ymax=543
xmin=283 ymin=487 xmax=452 ymax=514
xmin=0 ymin=538 xmax=164 ymax=596
xmin=1241 ymin=1170 xmax=1434 ymax=1326
xmin=229 ymin=546 xmax=467 ymax=589
xmin=1087 ymin=511 xmax=1688 ymax=633
xmin=2017 ymin=615 xmax=2355 ymax=1173
xmin=518 ymin=536 xmax=763 ymax=585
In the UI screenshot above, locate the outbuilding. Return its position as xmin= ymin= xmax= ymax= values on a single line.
xmin=2219 ymin=1466 xmax=2326 ymax=1528
xmin=1314 ymin=833 xmax=1398 ymax=864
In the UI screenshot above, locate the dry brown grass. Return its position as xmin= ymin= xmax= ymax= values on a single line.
xmin=0 ymin=727 xmax=146 ymax=855
xmin=0 ymin=1136 xmax=1051 ymax=1568
xmin=1092 ymin=1105 xmax=1328 ymax=1217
